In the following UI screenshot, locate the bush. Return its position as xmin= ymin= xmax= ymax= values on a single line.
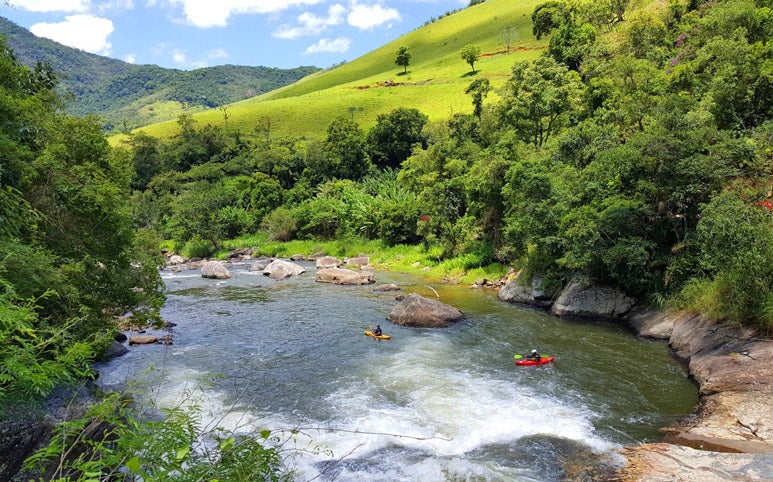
xmin=181 ymin=237 xmax=214 ymax=259
xmin=262 ymin=207 xmax=297 ymax=242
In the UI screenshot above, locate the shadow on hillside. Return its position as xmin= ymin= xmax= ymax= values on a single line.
xmin=397 ymin=71 xmax=409 ymax=76
xmin=461 ymin=71 xmax=480 ymax=78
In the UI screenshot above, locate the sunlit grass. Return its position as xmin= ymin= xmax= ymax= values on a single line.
xmin=111 ymin=0 xmax=547 ymax=144
xmin=216 ymin=235 xmax=507 ymax=284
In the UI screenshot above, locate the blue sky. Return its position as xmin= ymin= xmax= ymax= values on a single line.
xmin=2 ymin=0 xmax=466 ymax=70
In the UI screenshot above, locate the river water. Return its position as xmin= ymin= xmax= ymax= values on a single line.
xmin=96 ymin=261 xmax=698 ymax=481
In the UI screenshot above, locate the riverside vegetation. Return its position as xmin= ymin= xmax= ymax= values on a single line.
xmin=1 ymin=0 xmax=772 ymax=479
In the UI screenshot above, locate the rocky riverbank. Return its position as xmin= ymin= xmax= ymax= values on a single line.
xmin=617 ymin=309 xmax=773 ymax=480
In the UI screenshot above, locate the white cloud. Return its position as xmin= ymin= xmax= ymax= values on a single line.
xmin=347 ymin=2 xmax=400 ymax=30
xmin=208 ymin=48 xmax=229 ymax=60
xmin=272 ymin=3 xmax=345 ymax=39
xmin=167 ymin=48 xmax=227 ymax=69
xmin=303 ymin=37 xmax=350 ymax=54
xmin=166 ymin=0 xmax=324 ymax=28
xmin=123 ymin=53 xmax=137 ymax=63
xmin=8 ymin=0 xmax=90 ymax=12
xmin=30 ymin=14 xmax=114 ymax=55
xmin=96 ymin=0 xmax=135 ymax=13
xmin=172 ymin=49 xmax=187 ymax=63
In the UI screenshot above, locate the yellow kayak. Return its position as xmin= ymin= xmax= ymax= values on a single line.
xmin=365 ymin=330 xmax=391 ymax=340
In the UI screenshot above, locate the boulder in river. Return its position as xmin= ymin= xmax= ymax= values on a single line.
xmin=201 ymin=261 xmax=231 ymax=279
xmin=316 ymin=267 xmax=375 ymax=285
xmin=315 ymin=256 xmax=343 ymax=269
xmin=262 ymin=259 xmax=306 ymax=280
xmin=387 ymin=293 xmax=465 ymax=328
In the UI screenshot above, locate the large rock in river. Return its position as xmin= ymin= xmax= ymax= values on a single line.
xmin=498 ymin=271 xmax=556 ymax=307
xmin=315 ymin=256 xmax=343 ymax=269
xmin=551 ymin=282 xmax=634 ymax=318
xmin=387 ymin=293 xmax=465 ymax=328
xmin=316 ymin=267 xmax=375 ymax=285
xmin=201 ymin=261 xmax=231 ymax=279
xmin=262 ymin=259 xmax=306 ymax=280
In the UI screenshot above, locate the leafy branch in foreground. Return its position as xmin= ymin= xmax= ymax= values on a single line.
xmin=23 ymin=390 xmax=295 ymax=482
xmin=0 ymin=289 xmax=96 ymax=407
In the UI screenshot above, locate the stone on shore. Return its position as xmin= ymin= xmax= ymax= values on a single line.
xmin=551 ymin=282 xmax=635 ymax=318
xmin=497 ymin=271 xmax=556 ymax=307
xmin=617 ymin=310 xmax=773 ymax=481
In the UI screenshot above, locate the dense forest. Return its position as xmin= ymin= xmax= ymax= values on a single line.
xmin=0 ymin=16 xmax=321 ymax=132
xmin=0 ymin=0 xmax=771 ymax=478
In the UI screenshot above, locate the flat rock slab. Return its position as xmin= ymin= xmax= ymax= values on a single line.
xmin=620 ymin=443 xmax=773 ymax=481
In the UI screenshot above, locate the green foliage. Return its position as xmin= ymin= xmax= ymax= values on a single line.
xmin=324 ymin=115 xmax=373 ymax=180
xmin=262 ymin=206 xmax=298 ymax=242
xmin=460 ymin=45 xmax=482 ymax=73
xmin=498 ymin=55 xmax=583 ymax=150
xmin=548 ymin=21 xmax=597 ymax=71
xmin=465 ymin=78 xmax=492 ymax=119
xmin=395 ymin=46 xmax=411 ymax=73
xmin=367 ymin=108 xmax=429 ymax=169
xmin=532 ymin=1 xmax=571 ymax=39
xmin=24 ymin=391 xmax=292 ymax=481
xmin=690 ymin=190 xmax=773 ymax=330
xmin=66 ymin=0 xmax=773 ymax=334
xmin=0 ymin=289 xmax=96 ymax=406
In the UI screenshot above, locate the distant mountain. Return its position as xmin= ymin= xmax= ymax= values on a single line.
xmin=0 ymin=16 xmax=321 ymax=131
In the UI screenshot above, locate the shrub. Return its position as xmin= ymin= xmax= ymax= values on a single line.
xmin=262 ymin=207 xmax=297 ymax=242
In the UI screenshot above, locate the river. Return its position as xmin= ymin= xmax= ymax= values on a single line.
xmin=96 ymin=261 xmax=698 ymax=481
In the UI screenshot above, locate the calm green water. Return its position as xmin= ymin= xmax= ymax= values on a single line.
xmin=97 ymin=261 xmax=698 ymax=481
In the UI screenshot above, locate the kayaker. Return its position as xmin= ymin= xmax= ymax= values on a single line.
xmin=526 ymin=349 xmax=541 ymax=361
xmin=374 ymin=325 xmax=383 ymax=336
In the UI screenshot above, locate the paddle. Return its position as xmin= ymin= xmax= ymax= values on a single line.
xmin=514 ymin=354 xmax=550 ymax=360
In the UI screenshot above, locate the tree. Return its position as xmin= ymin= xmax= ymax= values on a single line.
xmin=367 ymin=108 xmax=429 ymax=169
xmin=460 ymin=45 xmax=481 ymax=73
xmin=547 ymin=21 xmax=597 ymax=71
xmin=501 ymin=25 xmax=519 ymax=53
xmin=395 ymin=46 xmax=411 ymax=74
xmin=531 ymin=1 xmax=571 ymax=39
xmin=497 ymin=56 xmax=583 ymax=150
xmin=465 ymin=78 xmax=492 ymax=119
xmin=324 ymin=115 xmax=372 ymax=180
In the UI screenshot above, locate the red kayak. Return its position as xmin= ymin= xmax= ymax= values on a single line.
xmin=514 ymin=355 xmax=555 ymax=366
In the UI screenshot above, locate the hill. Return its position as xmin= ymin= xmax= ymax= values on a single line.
xmin=117 ymin=0 xmax=548 ymax=141
xmin=0 ymin=16 xmax=321 ymax=131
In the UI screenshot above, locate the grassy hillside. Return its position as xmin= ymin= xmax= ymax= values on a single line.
xmin=120 ymin=0 xmax=547 ymax=142
xmin=0 ymin=16 xmax=321 ymax=130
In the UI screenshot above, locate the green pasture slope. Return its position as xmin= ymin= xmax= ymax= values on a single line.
xmin=117 ymin=0 xmax=547 ymax=142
